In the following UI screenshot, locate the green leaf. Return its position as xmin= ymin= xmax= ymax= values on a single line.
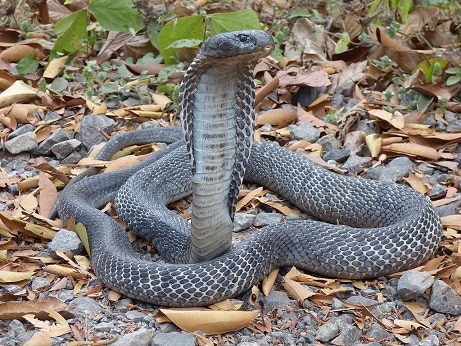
xmin=75 ymin=223 xmax=90 ymax=256
xmin=334 ymin=32 xmax=351 ymax=54
xmin=147 ymin=18 xmax=162 ymax=50
xmin=49 ymin=77 xmax=69 ymax=93
xmin=288 ymin=9 xmax=311 ymax=19
xmin=208 ymin=9 xmax=261 ymax=36
xmin=446 ymin=67 xmax=461 ymax=74
xmin=16 ymin=54 xmax=39 ymax=74
xmin=165 ymin=38 xmax=202 ymax=50
xmin=54 ymin=9 xmax=88 ymax=54
xmin=158 ymin=15 xmax=206 ymax=65
xmin=446 ymin=75 xmax=461 ymax=86
xmin=89 ymin=0 xmax=144 ymax=32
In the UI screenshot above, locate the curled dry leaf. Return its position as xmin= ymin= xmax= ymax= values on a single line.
xmin=0 ymin=212 xmax=56 ymax=240
xmin=365 ymin=134 xmax=382 ymax=158
xmin=23 ymin=310 xmax=71 ymax=337
xmin=382 ymin=142 xmax=439 ymax=160
xmin=262 ymin=268 xmax=279 ymax=295
xmin=256 ymin=108 xmax=297 ymax=127
xmin=0 ymin=80 xmax=40 ymax=107
xmin=282 ymin=277 xmax=315 ymax=303
xmin=158 ymin=308 xmax=260 ymax=335
xmin=368 ymin=109 xmax=405 ymax=129
xmin=43 ymin=56 xmax=69 ymax=79
xmin=0 ymin=45 xmax=38 ymax=62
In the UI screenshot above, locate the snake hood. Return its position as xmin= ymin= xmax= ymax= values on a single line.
xmin=200 ymin=30 xmax=274 ymax=61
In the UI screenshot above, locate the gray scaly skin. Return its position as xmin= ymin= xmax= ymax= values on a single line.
xmin=56 ymin=31 xmax=442 ymax=307
xmin=179 ymin=31 xmax=274 ymax=262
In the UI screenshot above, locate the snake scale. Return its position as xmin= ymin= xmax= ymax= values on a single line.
xmin=57 ymin=30 xmax=442 ymax=307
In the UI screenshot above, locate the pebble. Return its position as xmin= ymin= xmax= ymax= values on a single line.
xmin=70 ymin=297 xmax=103 ymax=317
xmin=4 ymin=131 xmax=37 ymax=154
xmin=288 ymin=121 xmax=320 ymax=142
xmin=47 ymin=229 xmax=85 ymax=257
xmin=233 ymin=212 xmax=256 ymax=232
xmin=341 ymin=153 xmax=371 ymax=172
xmin=261 ymin=292 xmax=290 ymax=314
xmin=51 ymin=138 xmax=82 ymax=159
xmin=33 ymin=128 xmax=70 ymax=156
xmin=30 ymin=276 xmax=49 ymax=291
xmin=366 ymin=156 xmax=414 ymax=182
xmin=77 ymin=114 xmax=116 ymax=150
xmin=317 ymin=134 xmax=341 ymax=152
xmin=428 ymin=183 xmax=446 ymax=199
xmin=429 ymin=279 xmax=461 ymax=314
xmin=253 ymin=212 xmax=283 ymax=227
xmin=124 ymin=310 xmax=147 ymax=322
xmin=151 ymin=332 xmax=195 ymax=346
xmin=7 ymin=124 xmax=34 ymax=139
xmin=397 ymin=271 xmax=435 ymax=301
xmin=112 ymin=328 xmax=152 ymax=346
xmin=323 ymin=149 xmax=350 ymax=163
xmin=315 ymin=322 xmax=339 ymax=342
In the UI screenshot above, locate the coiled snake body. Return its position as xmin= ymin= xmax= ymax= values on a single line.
xmin=57 ymin=31 xmax=442 ymax=307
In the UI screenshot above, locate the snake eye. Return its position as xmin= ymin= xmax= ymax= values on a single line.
xmin=237 ymin=34 xmax=251 ymax=43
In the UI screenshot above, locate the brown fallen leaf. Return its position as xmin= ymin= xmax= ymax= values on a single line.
xmin=0 ymin=270 xmax=34 ymax=284
xmin=441 ymin=215 xmax=461 ymax=230
xmin=0 ymin=296 xmax=72 ymax=320
xmin=23 ymin=331 xmax=52 ymax=346
xmin=0 ymin=80 xmax=40 ymax=107
xmin=0 ymin=212 xmax=56 ymax=240
xmin=382 ymin=142 xmax=439 ymax=160
xmin=43 ymin=56 xmax=69 ymax=79
xmin=158 ymin=308 xmax=260 ymax=335
xmin=256 ymin=108 xmax=297 ymax=127
xmin=23 ymin=310 xmax=71 ymax=337
xmin=368 ymin=109 xmax=405 ymax=129
xmin=282 ymin=277 xmax=315 ymax=302
xmin=262 ymin=268 xmax=279 ymax=296
xmin=38 ymin=172 xmax=58 ymax=218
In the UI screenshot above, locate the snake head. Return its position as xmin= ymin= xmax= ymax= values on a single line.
xmin=201 ymin=30 xmax=274 ymax=61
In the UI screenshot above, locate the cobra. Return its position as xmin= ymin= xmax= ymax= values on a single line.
xmin=56 ymin=30 xmax=442 ymax=307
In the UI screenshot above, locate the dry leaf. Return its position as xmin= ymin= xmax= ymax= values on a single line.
xmin=158 ymin=308 xmax=259 ymax=335
xmin=393 ymin=319 xmax=426 ymax=331
xmin=282 ymin=277 xmax=315 ymax=302
xmin=23 ymin=310 xmax=71 ymax=337
xmin=23 ymin=331 xmax=52 ymax=346
xmin=43 ymin=56 xmax=69 ymax=79
xmin=0 ymin=270 xmax=34 ymax=283
xmin=365 ymin=134 xmax=382 ymax=158
xmin=441 ymin=215 xmax=461 ymax=230
xmin=368 ymin=109 xmax=405 ymax=129
xmin=262 ymin=268 xmax=279 ymax=296
xmin=0 ymin=80 xmax=40 ymax=107
xmin=0 ymin=297 xmax=71 ymax=320
xmin=256 ymin=108 xmax=297 ymax=127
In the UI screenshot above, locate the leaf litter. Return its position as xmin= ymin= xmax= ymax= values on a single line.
xmin=0 ymin=0 xmax=460 ymax=344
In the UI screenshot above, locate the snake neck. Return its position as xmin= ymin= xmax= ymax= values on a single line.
xmin=180 ymin=57 xmax=255 ymax=262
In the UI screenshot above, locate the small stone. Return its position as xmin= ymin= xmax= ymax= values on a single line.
xmin=366 ymin=324 xmax=391 ymax=342
xmin=342 ymin=154 xmax=371 ymax=172
xmin=367 ymin=156 xmax=413 ymax=182
xmin=345 ymin=295 xmax=378 ymax=306
xmin=70 ymin=297 xmax=103 ymax=317
xmin=260 ymin=123 xmax=272 ymax=132
xmin=418 ymin=334 xmax=440 ymax=346
xmin=288 ymin=121 xmax=320 ymax=142
xmin=51 ymin=139 xmax=82 ymax=159
xmin=30 ymin=277 xmax=49 ymax=291
xmin=233 ymin=213 xmax=256 ymax=232
xmin=151 ymin=332 xmax=195 ymax=346
xmin=429 ymin=279 xmax=461 ymax=314
xmin=331 ymin=298 xmax=344 ymax=310
xmin=33 ymin=128 xmax=70 ymax=156
xmin=78 ymin=114 xmax=116 ymax=150
xmin=261 ymin=292 xmax=290 ymax=314
xmin=335 ymin=81 xmax=355 ymax=97
xmin=253 ymin=212 xmax=283 ymax=227
xmin=47 ymin=229 xmax=84 ymax=257
xmin=330 ymin=325 xmax=361 ymax=345
xmin=61 ymin=151 xmax=83 ymax=164
xmin=7 ymin=124 xmax=35 ymax=140
xmin=94 ymin=322 xmax=114 ymax=332
xmin=397 ymin=271 xmax=435 ymax=301
xmin=315 ymin=322 xmax=339 ymax=342
xmin=317 ymin=134 xmax=341 ymax=152
xmin=428 ymin=183 xmax=446 ymax=199
xmin=4 ymin=132 xmax=37 ymax=154
xmin=124 ymin=310 xmax=146 ymax=322
xmin=323 ymin=149 xmax=350 ymax=163
xmin=112 ymin=328 xmax=152 ymax=346
xmin=417 ymin=162 xmax=435 ymax=175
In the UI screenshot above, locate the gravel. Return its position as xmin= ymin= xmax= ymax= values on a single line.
xmin=0 ymin=89 xmax=459 ymax=345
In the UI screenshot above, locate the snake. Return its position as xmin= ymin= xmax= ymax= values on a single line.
xmin=56 ymin=30 xmax=442 ymax=307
